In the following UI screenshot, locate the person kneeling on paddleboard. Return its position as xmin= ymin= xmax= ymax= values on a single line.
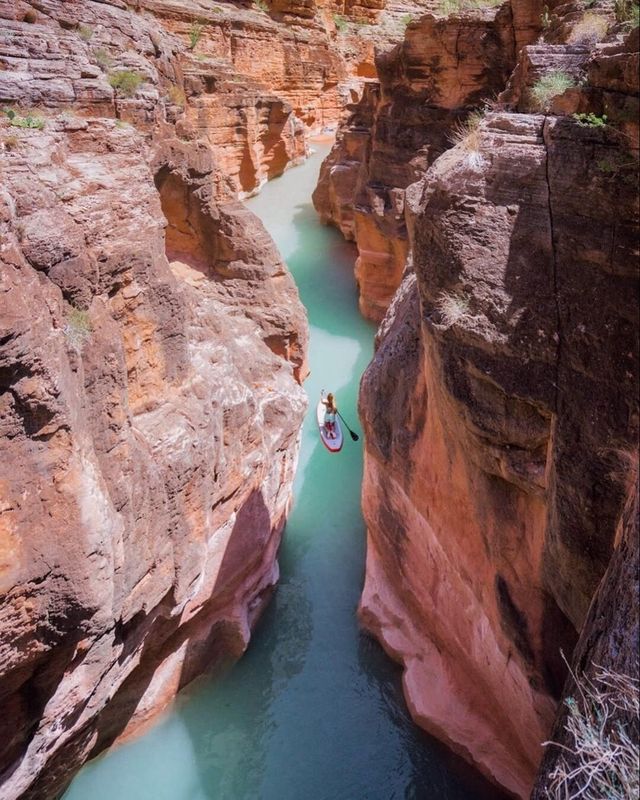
xmin=321 ymin=391 xmax=338 ymax=439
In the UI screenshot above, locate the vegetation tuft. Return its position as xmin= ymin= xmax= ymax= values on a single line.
xmin=439 ymin=0 xmax=503 ymax=15
xmin=435 ymin=291 xmax=476 ymax=328
xmin=615 ymin=0 xmax=640 ymax=25
xmin=568 ymin=12 xmax=609 ymax=43
xmin=3 ymin=108 xmax=45 ymax=129
xmin=531 ymin=71 xmax=575 ymax=112
xmin=77 ymin=24 xmax=94 ymax=41
xmin=64 ymin=307 xmax=93 ymax=350
xmin=188 ymin=20 xmax=204 ymax=50
xmin=545 ymin=665 xmax=639 ymax=800
xmin=168 ymin=85 xmax=186 ymax=106
xmin=573 ymin=111 xmax=608 ymax=126
xmin=108 ymin=70 xmax=144 ymax=97
xmin=93 ymin=48 xmax=113 ymax=70
xmin=333 ymin=14 xmax=348 ymax=31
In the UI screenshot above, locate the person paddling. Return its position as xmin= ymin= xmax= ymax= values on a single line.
xmin=321 ymin=391 xmax=338 ymax=439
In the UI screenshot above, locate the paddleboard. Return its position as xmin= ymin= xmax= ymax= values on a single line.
xmin=317 ymin=400 xmax=343 ymax=453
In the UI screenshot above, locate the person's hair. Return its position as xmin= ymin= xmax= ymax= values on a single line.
xmin=326 ymin=392 xmax=336 ymax=412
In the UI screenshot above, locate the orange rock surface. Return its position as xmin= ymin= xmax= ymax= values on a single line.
xmin=355 ymin=5 xmax=639 ymax=798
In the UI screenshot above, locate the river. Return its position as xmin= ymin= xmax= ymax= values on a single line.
xmin=63 ymin=143 xmax=499 ymax=800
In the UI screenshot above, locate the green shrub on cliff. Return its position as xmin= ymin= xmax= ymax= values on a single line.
xmin=615 ymin=0 xmax=640 ymax=25
xmin=531 ymin=71 xmax=575 ymax=112
xmin=573 ymin=112 xmax=608 ymax=127
xmin=3 ymin=108 xmax=45 ymax=129
xmin=188 ymin=20 xmax=204 ymax=49
xmin=93 ymin=48 xmax=113 ymax=70
xmin=333 ymin=14 xmax=348 ymax=31
xmin=439 ymin=0 xmax=502 ymax=15
xmin=77 ymin=24 xmax=94 ymax=41
xmin=108 ymin=70 xmax=144 ymax=98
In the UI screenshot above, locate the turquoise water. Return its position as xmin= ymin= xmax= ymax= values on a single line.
xmin=63 ymin=144 xmax=500 ymax=800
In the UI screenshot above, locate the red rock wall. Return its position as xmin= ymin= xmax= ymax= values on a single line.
xmin=313 ymin=5 xmax=520 ymax=320
xmin=0 ymin=2 xmax=322 ymax=798
xmin=354 ymin=4 xmax=639 ymax=798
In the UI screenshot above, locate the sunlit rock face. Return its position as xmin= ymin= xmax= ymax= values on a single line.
xmin=312 ymin=5 xmax=520 ymax=320
xmin=0 ymin=2 xmax=317 ymax=799
xmin=355 ymin=3 xmax=639 ymax=798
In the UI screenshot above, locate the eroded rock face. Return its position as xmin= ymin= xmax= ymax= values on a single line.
xmin=0 ymin=114 xmax=307 ymax=800
xmin=355 ymin=5 xmax=639 ymax=798
xmin=0 ymin=2 xmax=317 ymax=799
xmin=531 ymin=464 xmax=639 ymax=799
xmin=313 ymin=4 xmax=522 ymax=320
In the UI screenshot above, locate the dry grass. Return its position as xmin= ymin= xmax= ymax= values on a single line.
xmin=449 ymin=110 xmax=486 ymax=167
xmin=545 ymin=665 xmax=639 ymax=800
xmin=435 ymin=292 xmax=475 ymax=328
xmin=439 ymin=0 xmax=503 ymax=14
xmin=568 ymin=12 xmax=609 ymax=44
xmin=167 ymin=85 xmax=186 ymax=106
xmin=531 ymin=71 xmax=575 ymax=112
xmin=64 ymin=307 xmax=93 ymax=351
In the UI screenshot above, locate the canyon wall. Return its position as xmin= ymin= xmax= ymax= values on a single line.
xmin=328 ymin=1 xmax=640 ymax=797
xmin=0 ymin=0 xmax=384 ymax=796
xmin=312 ymin=2 xmax=534 ymax=320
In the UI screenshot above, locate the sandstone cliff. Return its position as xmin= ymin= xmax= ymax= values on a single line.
xmin=0 ymin=1 xmax=321 ymax=797
xmin=344 ymin=1 xmax=638 ymax=797
xmin=312 ymin=2 xmax=525 ymax=320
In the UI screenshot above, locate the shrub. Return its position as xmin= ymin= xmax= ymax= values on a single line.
xmin=92 ymin=48 xmax=113 ymax=70
xmin=108 ymin=70 xmax=143 ymax=97
xmin=168 ymin=85 xmax=186 ymax=106
xmin=333 ymin=14 xmax=348 ymax=31
xmin=78 ymin=24 xmax=94 ymax=41
xmin=449 ymin=110 xmax=486 ymax=167
xmin=545 ymin=666 xmax=639 ymax=800
xmin=541 ymin=4 xmax=551 ymax=28
xmin=3 ymin=108 xmax=45 ymax=129
xmin=573 ymin=111 xmax=608 ymax=126
xmin=568 ymin=12 xmax=609 ymax=43
xmin=64 ymin=307 xmax=93 ymax=350
xmin=615 ymin=0 xmax=640 ymax=25
xmin=3 ymin=135 xmax=18 ymax=150
xmin=255 ymin=0 xmax=269 ymax=10
xmin=401 ymin=13 xmax=413 ymax=25
xmin=23 ymin=9 xmax=37 ymax=23
xmin=439 ymin=0 xmax=502 ymax=14
xmin=531 ymin=71 xmax=575 ymax=111
xmin=435 ymin=292 xmax=474 ymax=328
xmin=188 ymin=20 xmax=204 ymax=50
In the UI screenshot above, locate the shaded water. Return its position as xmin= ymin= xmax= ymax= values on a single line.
xmin=64 ymin=144 xmax=500 ymax=800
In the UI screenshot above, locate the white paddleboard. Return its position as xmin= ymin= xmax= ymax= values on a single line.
xmin=317 ymin=400 xmax=343 ymax=453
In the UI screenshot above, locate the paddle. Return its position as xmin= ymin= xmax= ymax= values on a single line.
xmin=337 ymin=410 xmax=360 ymax=442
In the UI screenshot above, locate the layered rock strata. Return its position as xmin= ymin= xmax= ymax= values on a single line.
xmin=313 ymin=4 xmax=523 ymax=320
xmin=351 ymin=4 xmax=639 ymax=798
xmin=0 ymin=2 xmax=319 ymax=798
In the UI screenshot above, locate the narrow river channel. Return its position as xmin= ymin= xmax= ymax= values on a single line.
xmin=63 ymin=143 xmax=499 ymax=800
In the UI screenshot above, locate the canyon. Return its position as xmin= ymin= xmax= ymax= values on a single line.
xmin=0 ymin=0 xmax=638 ymax=799
xmin=314 ymin=0 xmax=638 ymax=797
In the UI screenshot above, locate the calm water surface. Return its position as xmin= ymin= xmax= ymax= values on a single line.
xmin=64 ymin=144 xmax=500 ymax=800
